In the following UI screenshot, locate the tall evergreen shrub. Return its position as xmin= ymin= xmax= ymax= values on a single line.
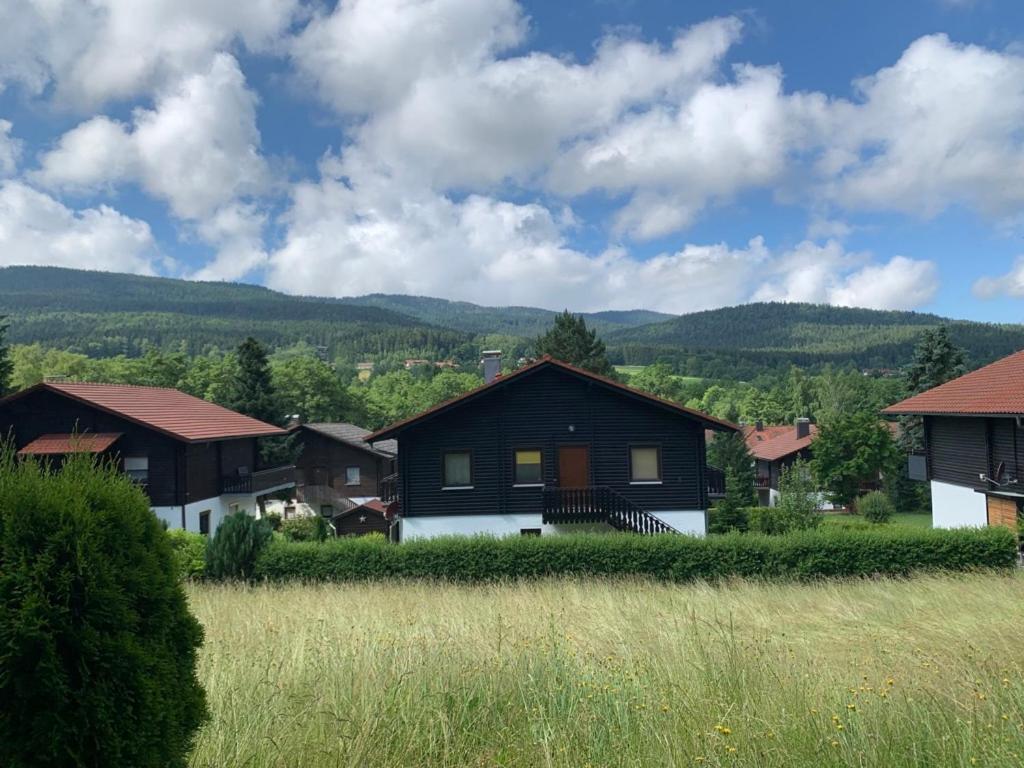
xmin=0 ymin=448 xmax=207 ymax=768
xmin=205 ymin=511 xmax=273 ymax=581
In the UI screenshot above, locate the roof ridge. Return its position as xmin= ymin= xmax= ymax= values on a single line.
xmin=48 ymin=379 xmax=184 ymax=393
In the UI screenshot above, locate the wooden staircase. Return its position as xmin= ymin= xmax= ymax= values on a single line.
xmin=542 ymin=486 xmax=681 ymax=535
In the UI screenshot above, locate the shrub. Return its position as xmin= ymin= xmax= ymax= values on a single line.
xmin=281 ymin=515 xmax=330 ymax=542
xmin=167 ymin=529 xmax=207 ymax=581
xmin=264 ymin=511 xmax=282 ymax=531
xmin=0 ymin=448 xmax=207 ymax=767
xmin=253 ymin=526 xmax=1018 ymax=584
xmin=205 ymin=511 xmax=273 ymax=581
xmin=752 ymin=459 xmax=821 ymax=535
xmin=858 ymin=490 xmax=895 ymax=524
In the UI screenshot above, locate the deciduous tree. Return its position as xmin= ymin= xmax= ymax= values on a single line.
xmin=812 ymin=412 xmax=901 ymax=508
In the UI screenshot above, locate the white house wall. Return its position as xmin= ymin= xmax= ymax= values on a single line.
xmin=930 ymin=480 xmax=987 ymax=529
xmin=399 ymin=511 xmax=707 ymax=540
xmin=151 ymin=494 xmax=260 ymax=534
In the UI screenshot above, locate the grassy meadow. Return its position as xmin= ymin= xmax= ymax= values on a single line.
xmin=188 ymin=573 xmax=1024 ymax=767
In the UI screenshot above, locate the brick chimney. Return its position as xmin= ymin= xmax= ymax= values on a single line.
xmin=482 ymin=350 xmax=502 ymax=384
xmin=754 ymin=420 xmax=764 ymax=432
xmin=795 ymin=417 xmax=810 ymax=439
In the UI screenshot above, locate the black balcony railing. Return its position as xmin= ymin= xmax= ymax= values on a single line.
xmin=380 ymin=472 xmax=400 ymax=504
xmin=221 ymin=465 xmax=296 ymax=495
xmin=542 ymin=486 xmax=680 ymax=535
xmin=754 ymin=475 xmax=771 ymax=489
xmin=706 ymin=465 xmax=726 ymax=497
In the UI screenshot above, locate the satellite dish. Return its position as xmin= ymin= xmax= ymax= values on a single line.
xmin=995 ymin=461 xmax=1006 ymax=483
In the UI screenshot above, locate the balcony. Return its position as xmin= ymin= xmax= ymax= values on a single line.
xmin=754 ymin=475 xmax=771 ymax=489
xmin=706 ymin=465 xmax=726 ymax=497
xmin=221 ymin=465 xmax=296 ymax=495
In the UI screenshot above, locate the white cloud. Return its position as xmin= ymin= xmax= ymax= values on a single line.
xmin=818 ymin=34 xmax=1024 ymax=220
xmin=755 ymin=245 xmax=939 ymax=310
xmin=0 ymin=119 xmax=21 ymax=176
xmin=973 ymin=257 xmax=1024 ymax=298
xmin=33 ymin=116 xmax=134 ymax=191
xmin=189 ymin=203 xmax=268 ymax=281
xmin=266 ymin=156 xmax=935 ymax=312
xmin=0 ymin=0 xmax=298 ymax=107
xmin=0 ymin=180 xmax=158 ymax=273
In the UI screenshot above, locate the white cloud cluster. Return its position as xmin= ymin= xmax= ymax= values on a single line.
xmin=33 ymin=53 xmax=269 ymax=280
xmin=0 ymin=0 xmax=297 ymax=107
xmin=0 ymin=119 xmax=21 ymax=176
xmin=6 ymin=0 xmax=1020 ymax=312
xmin=0 ymin=180 xmax=158 ymax=273
xmin=973 ymin=257 xmax=1024 ymax=299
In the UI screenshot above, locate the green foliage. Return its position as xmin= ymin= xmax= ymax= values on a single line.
xmin=272 ymin=354 xmax=352 ymax=423
xmin=205 ymin=512 xmax=274 ymax=581
xmin=355 ymin=368 xmax=482 ymax=429
xmin=265 ymin=512 xmax=282 ymax=531
xmin=0 ymin=448 xmax=207 ymax=767
xmin=253 ymin=527 xmax=1018 ymax=583
xmin=812 ymin=412 xmax=901 ymax=507
xmin=752 ymin=460 xmax=821 ymax=535
xmin=230 ymin=337 xmax=279 ymax=425
xmin=281 ymin=515 xmax=331 ymax=542
xmin=708 ymin=469 xmax=750 ymax=533
xmin=534 ymin=310 xmax=615 ymax=376
xmin=707 ymin=432 xmax=756 ymax=507
xmin=858 ymin=490 xmax=896 ymax=524
xmin=898 ymin=326 xmax=967 ymax=454
xmin=167 ymin=529 xmax=207 ymax=581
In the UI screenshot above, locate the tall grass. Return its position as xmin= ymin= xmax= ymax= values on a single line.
xmin=188 ymin=573 xmax=1024 ymax=767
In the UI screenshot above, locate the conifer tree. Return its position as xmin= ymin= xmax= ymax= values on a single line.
xmin=534 ymin=310 xmax=615 ymax=376
xmin=229 ymin=337 xmax=279 ymax=425
xmin=898 ymin=327 xmax=966 ymax=453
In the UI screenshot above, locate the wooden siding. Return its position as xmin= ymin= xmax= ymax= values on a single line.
xmin=333 ymin=508 xmax=389 ymax=537
xmin=398 ymin=366 xmax=708 ymax=517
xmin=927 ymin=416 xmax=989 ymax=489
xmin=295 ymin=429 xmax=392 ymax=499
xmin=986 ymin=495 xmax=1019 ymax=528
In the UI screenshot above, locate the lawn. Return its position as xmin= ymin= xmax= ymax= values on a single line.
xmin=188 ymin=573 xmax=1024 ymax=767
xmin=822 ymin=512 xmax=932 ymax=529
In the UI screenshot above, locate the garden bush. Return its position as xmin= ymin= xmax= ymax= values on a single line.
xmin=0 ymin=448 xmax=207 ymax=768
xmin=253 ymin=525 xmax=1018 ymax=584
xmin=167 ymin=529 xmax=207 ymax=581
xmin=281 ymin=514 xmax=330 ymax=542
xmin=858 ymin=490 xmax=895 ymax=524
xmin=205 ymin=511 xmax=273 ymax=581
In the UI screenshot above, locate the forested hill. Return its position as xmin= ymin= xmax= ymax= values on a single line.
xmin=0 ymin=266 xmax=471 ymax=360
xmin=338 ymin=294 xmax=671 ymax=336
xmin=607 ymin=302 xmax=1024 ymax=377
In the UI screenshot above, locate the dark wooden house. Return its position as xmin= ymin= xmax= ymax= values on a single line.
xmin=330 ymin=499 xmax=392 ymax=537
xmin=884 ymin=349 xmax=1024 ymax=530
xmin=744 ymin=419 xmax=818 ymax=506
xmin=366 ymin=356 xmax=736 ymax=540
xmin=290 ymin=422 xmax=396 ymax=517
xmin=0 ymin=380 xmax=294 ymax=533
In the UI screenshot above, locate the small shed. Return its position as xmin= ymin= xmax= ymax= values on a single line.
xmin=331 ymin=499 xmax=391 ymax=538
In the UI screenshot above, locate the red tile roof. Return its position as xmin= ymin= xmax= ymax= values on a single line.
xmin=883 ymin=349 xmax=1024 ymax=416
xmin=2 ymin=381 xmax=286 ymax=443
xmin=365 ymin=356 xmax=737 ymax=441
xmin=18 ymin=432 xmax=122 ymax=456
xmin=742 ymin=424 xmax=819 ymax=462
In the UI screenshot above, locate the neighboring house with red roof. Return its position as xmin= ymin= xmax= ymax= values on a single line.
xmin=366 ymin=354 xmax=737 ymax=540
xmin=743 ymin=419 xmax=818 ymax=507
xmin=0 ymin=380 xmax=294 ymax=534
xmin=884 ymin=349 xmax=1024 ymax=530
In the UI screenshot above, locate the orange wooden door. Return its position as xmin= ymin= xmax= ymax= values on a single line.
xmin=558 ymin=446 xmax=589 ymax=488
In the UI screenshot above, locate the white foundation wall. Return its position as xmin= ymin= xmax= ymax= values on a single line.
xmin=931 ymin=480 xmax=987 ymax=529
xmin=648 ymin=510 xmax=706 ymax=536
xmin=399 ymin=511 xmax=707 ymax=540
xmin=151 ymin=495 xmax=259 ymax=533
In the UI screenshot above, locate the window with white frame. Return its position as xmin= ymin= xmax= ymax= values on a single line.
xmin=443 ymin=451 xmax=472 ymax=488
xmin=345 ymin=466 xmax=361 ymax=486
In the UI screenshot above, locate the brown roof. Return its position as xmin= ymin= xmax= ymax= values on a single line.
xmin=883 ymin=349 xmax=1024 ymax=416
xmin=365 ymin=356 xmax=737 ymax=441
xmin=742 ymin=423 xmax=819 ymax=462
xmin=18 ymin=432 xmax=122 ymax=456
xmin=2 ymin=381 xmax=286 ymax=443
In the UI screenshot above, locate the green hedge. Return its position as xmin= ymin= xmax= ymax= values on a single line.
xmin=253 ymin=526 xmax=1018 ymax=583
xmin=167 ymin=529 xmax=206 ymax=581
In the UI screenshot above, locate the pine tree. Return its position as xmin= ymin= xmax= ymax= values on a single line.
xmin=0 ymin=316 xmax=11 ymax=396
xmin=229 ymin=337 xmax=280 ymax=425
xmin=707 ymin=431 xmax=756 ymax=507
xmin=898 ymin=327 xmax=966 ymax=453
xmin=534 ymin=310 xmax=615 ymax=376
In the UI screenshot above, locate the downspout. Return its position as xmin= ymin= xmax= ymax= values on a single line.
xmin=179 ymin=444 xmax=187 ymax=529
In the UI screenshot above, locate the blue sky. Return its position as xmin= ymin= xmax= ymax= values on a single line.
xmin=2 ymin=0 xmax=1024 ymax=321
